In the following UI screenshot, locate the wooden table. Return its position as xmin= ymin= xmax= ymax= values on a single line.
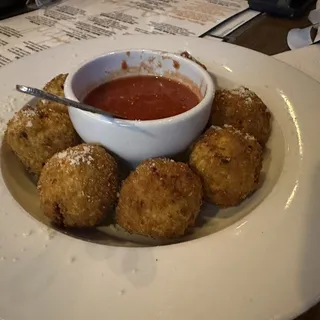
xmin=227 ymin=8 xmax=316 ymax=55
xmin=225 ymin=6 xmax=320 ymax=320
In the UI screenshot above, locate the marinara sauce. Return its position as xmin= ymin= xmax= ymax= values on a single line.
xmin=83 ymin=75 xmax=200 ymax=121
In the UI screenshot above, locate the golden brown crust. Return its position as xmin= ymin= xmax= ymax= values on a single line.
xmin=38 ymin=73 xmax=68 ymax=113
xmin=5 ymin=105 xmax=81 ymax=177
xmin=38 ymin=144 xmax=119 ymax=228
xmin=116 ymin=158 xmax=202 ymax=239
xmin=210 ymin=87 xmax=271 ymax=146
xmin=189 ymin=125 xmax=263 ymax=207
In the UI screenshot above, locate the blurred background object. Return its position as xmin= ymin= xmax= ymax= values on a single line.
xmin=0 ymin=0 xmax=35 ymax=20
xmin=248 ymin=0 xmax=316 ymax=18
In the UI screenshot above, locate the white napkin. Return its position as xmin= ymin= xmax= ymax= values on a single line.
xmin=287 ymin=2 xmax=320 ymax=50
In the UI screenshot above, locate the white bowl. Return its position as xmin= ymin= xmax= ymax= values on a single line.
xmin=64 ymin=49 xmax=215 ymax=167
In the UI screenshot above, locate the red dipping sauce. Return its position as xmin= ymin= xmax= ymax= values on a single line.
xmin=83 ymin=75 xmax=200 ymax=121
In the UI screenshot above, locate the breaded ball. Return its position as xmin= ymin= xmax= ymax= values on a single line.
xmin=38 ymin=144 xmax=118 ymax=228
xmin=39 ymin=73 xmax=68 ymax=113
xmin=189 ymin=125 xmax=263 ymax=207
xmin=116 ymin=158 xmax=202 ymax=239
xmin=5 ymin=105 xmax=80 ymax=177
xmin=210 ymin=87 xmax=271 ymax=146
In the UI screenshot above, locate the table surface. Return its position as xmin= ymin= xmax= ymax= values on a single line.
xmin=0 ymin=3 xmax=319 ymax=320
xmin=227 ymin=6 xmax=315 ymax=55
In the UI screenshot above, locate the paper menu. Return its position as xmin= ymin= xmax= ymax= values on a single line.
xmin=0 ymin=0 xmax=249 ymax=67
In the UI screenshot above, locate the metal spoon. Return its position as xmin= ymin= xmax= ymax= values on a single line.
xmin=16 ymin=84 xmax=127 ymax=120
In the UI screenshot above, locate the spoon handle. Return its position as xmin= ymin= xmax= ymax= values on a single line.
xmin=16 ymin=84 xmax=119 ymax=119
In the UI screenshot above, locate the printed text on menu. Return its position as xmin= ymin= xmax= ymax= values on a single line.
xmin=0 ymin=0 xmax=248 ymax=67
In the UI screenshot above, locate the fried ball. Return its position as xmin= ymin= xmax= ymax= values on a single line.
xmin=116 ymin=158 xmax=202 ymax=239
xmin=38 ymin=144 xmax=118 ymax=228
xmin=189 ymin=125 xmax=263 ymax=207
xmin=210 ymin=87 xmax=271 ymax=146
xmin=39 ymin=73 xmax=68 ymax=113
xmin=5 ymin=105 xmax=80 ymax=177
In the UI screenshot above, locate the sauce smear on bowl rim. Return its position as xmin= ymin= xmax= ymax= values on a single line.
xmin=83 ymin=75 xmax=200 ymax=121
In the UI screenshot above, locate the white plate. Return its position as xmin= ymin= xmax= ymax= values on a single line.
xmin=0 ymin=35 xmax=320 ymax=320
